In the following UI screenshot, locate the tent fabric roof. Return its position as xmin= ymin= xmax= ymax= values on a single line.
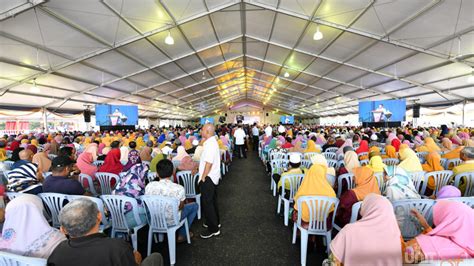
xmin=0 ymin=0 xmax=473 ymax=119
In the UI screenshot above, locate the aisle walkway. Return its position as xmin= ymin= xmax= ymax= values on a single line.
xmin=147 ymin=150 xmax=327 ymax=265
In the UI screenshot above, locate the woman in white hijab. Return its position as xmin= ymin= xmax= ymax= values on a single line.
xmin=0 ymin=194 xmax=65 ymax=258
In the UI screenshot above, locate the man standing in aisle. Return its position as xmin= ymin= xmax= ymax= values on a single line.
xmin=265 ymin=124 xmax=273 ymax=137
xmin=252 ymin=123 xmax=259 ymax=151
xmin=278 ymin=122 xmax=285 ymax=135
xmin=233 ymin=124 xmax=247 ymax=159
xmin=199 ymin=124 xmax=221 ymax=239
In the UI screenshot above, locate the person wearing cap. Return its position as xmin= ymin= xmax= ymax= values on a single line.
xmin=272 ymin=153 xmax=305 ymax=196
xmin=43 ymin=156 xmax=88 ymax=195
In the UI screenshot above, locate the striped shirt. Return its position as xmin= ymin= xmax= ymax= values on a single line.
xmin=6 ymin=162 xmax=42 ymax=193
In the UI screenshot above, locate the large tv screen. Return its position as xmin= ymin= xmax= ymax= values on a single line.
xmin=200 ymin=117 xmax=214 ymax=125
xmin=95 ymin=105 xmax=139 ymax=126
xmin=280 ymin=115 xmax=294 ymax=125
xmin=358 ymin=99 xmax=406 ymax=122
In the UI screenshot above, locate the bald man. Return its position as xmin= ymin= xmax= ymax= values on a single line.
xmin=11 ymin=149 xmax=34 ymax=170
xmin=7 ymin=149 xmax=43 ymax=194
xmin=198 ymin=123 xmax=222 ymax=239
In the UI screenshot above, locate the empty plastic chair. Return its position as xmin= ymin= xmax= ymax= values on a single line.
xmin=409 ymin=171 xmax=427 ymax=195
xmin=95 ymin=172 xmax=119 ymax=195
xmin=337 ymin=173 xmax=355 ymax=198
xmin=323 ymin=152 xmax=336 ymax=160
xmin=392 ymin=199 xmax=435 ymax=240
xmin=276 ymin=174 xmax=304 ymax=226
xmin=350 ymin=201 xmax=362 ymax=223
xmin=141 ymin=195 xmax=191 ymax=265
xmin=79 ymin=173 xmax=99 ymax=196
xmin=39 ymin=193 xmax=69 ymax=228
xmin=0 ymin=251 xmax=47 ymax=266
xmin=292 ymin=196 xmax=339 ymax=265
xmin=325 ymin=147 xmax=338 ymax=153
xmin=424 ymin=170 xmax=454 ymax=196
xmin=100 ymin=195 xmax=146 ymax=251
xmin=383 ymin=158 xmax=399 ymax=166
xmin=454 ymin=172 xmax=474 ymax=197
xmin=67 ymin=195 xmax=111 ymax=231
xmin=177 ymin=171 xmax=201 ymax=220
xmin=92 ymin=160 xmax=104 ymax=167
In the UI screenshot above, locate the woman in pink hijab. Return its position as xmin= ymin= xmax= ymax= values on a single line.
xmin=98 ymin=143 xmax=106 ymax=155
xmin=330 ymin=194 xmax=402 ymax=265
xmin=404 ymin=200 xmax=474 ymax=263
xmin=336 ymin=139 xmax=353 ymax=156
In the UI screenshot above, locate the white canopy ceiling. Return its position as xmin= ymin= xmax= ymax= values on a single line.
xmin=0 ymin=0 xmax=473 ymax=119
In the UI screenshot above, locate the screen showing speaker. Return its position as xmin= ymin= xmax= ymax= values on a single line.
xmin=280 ymin=115 xmax=294 ymax=124
xmin=358 ymin=99 xmax=406 ymax=122
xmin=95 ymin=105 xmax=138 ymax=126
xmin=200 ymin=117 xmax=214 ymax=125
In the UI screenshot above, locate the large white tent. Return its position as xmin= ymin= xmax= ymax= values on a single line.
xmin=0 ymin=0 xmax=473 ymax=120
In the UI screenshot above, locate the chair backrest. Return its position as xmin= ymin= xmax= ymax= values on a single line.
xmin=440 ymin=158 xmax=448 ymax=169
xmin=2 ymin=161 xmax=14 ymax=170
xmin=67 ymin=195 xmax=110 ymax=227
xmin=177 ymin=171 xmax=199 ymax=197
xmin=392 ymin=199 xmax=435 ymax=240
xmin=6 ymin=191 xmax=22 ymax=201
xmin=141 ymin=195 xmax=180 ymax=230
xmin=337 ymin=173 xmax=355 ymax=197
xmin=350 ymin=201 xmax=362 ymax=223
xmin=326 ymin=174 xmax=336 ymax=187
xmin=287 ymin=152 xmax=303 ymax=161
xmin=43 ymin=172 xmax=52 ymax=178
xmin=325 ymin=147 xmax=338 ymax=153
xmin=269 ymin=149 xmax=287 ymax=162
xmin=322 ymin=152 xmax=336 ymax=160
xmin=303 ymin=152 xmax=319 ymax=161
xmin=0 ymin=251 xmax=47 ymax=266
xmin=172 ymin=160 xmax=181 ymax=171
xmin=336 ymin=160 xmax=344 ymax=170
xmin=147 ymin=172 xmax=158 ymax=184
xmin=100 ymin=195 xmax=141 ymax=231
xmin=270 ymin=159 xmax=288 ymax=175
xmin=280 ymin=174 xmax=304 ymax=202
xmin=374 ymin=172 xmax=386 ymax=194
xmin=337 ymin=153 xmax=344 ymax=161
xmin=382 ymin=158 xmax=399 ymax=166
xmin=416 ymin=152 xmax=428 ymax=164
xmin=78 ymin=173 xmax=99 ymax=196
xmin=93 ymin=160 xmax=104 ymax=167
xmin=443 ymin=197 xmax=474 ymax=208
xmin=424 ymin=170 xmax=454 ymax=196
xmin=295 ymin=196 xmax=339 ymax=233
xmin=454 ymin=172 xmax=474 ymax=197
xmin=409 ymin=171 xmax=427 ymax=195
xmin=95 ymin=172 xmax=119 ymax=195
xmin=358 ymin=152 xmax=368 ymax=160
xmin=444 ymin=158 xmax=462 ymax=170
xmin=326 ymin=159 xmax=337 ymax=169
xmin=38 ymin=193 xmax=69 ymax=228
xmin=300 ymin=159 xmax=312 ymax=169
xmin=359 ymin=159 xmax=369 ymax=166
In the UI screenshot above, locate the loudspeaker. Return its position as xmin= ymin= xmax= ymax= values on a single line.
xmin=266 ymin=113 xmax=269 ymax=117
xmin=225 ymin=113 xmax=227 ymax=117
xmin=83 ymin=110 xmax=91 ymax=122
xmin=413 ymin=104 xmax=420 ymax=118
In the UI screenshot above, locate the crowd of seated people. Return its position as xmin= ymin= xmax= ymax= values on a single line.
xmin=258 ymin=123 xmax=474 ymax=264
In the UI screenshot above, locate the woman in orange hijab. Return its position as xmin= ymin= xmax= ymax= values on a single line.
xmin=383 ymin=145 xmax=397 ymax=159
xmin=440 ymin=138 xmax=453 ymax=152
xmin=422 ymin=152 xmax=444 ymax=191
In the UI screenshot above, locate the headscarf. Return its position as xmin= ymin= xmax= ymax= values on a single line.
xmin=0 ymin=148 xmax=6 ymax=162
xmin=441 ymin=138 xmax=453 ymax=151
xmin=355 ymin=140 xmax=369 ymax=154
xmin=139 ymin=147 xmax=152 ymax=162
xmin=385 ymin=145 xmax=397 ymax=159
xmin=113 ymin=163 xmax=148 ymax=212
xmin=414 ymin=135 xmax=424 ymax=146
xmin=0 ymin=194 xmax=66 ymax=258
xmin=123 ymin=150 xmax=141 ymax=172
xmin=422 ymin=151 xmax=444 ymax=190
xmin=442 ymin=146 xmax=463 ymax=160
xmin=337 ymin=139 xmax=353 ymax=155
xmin=304 ymin=140 xmax=319 ymax=153
xmin=98 ymin=143 xmax=106 ymax=155
xmin=398 ymin=148 xmax=423 ymax=172
xmin=173 ymin=146 xmax=189 ymax=161
xmin=436 ymin=185 xmax=461 ymax=199
xmin=384 ymin=165 xmax=421 ymax=201
xmin=367 ymin=155 xmax=385 ymax=173
xmin=424 ymin=137 xmax=441 ymax=153
xmin=310 ymin=153 xmax=336 ymax=176
xmin=416 ymin=201 xmax=474 ymax=260
xmin=293 ymin=164 xmax=336 ymax=222
xmin=352 ymin=167 xmax=380 ymax=201
xmin=343 ymin=151 xmax=360 ymax=174
xmin=330 ymin=194 xmax=402 ymax=266
xmin=30 ymin=139 xmax=38 ymax=147
xmin=98 ymin=148 xmax=123 ymax=175
xmin=76 ymin=149 xmax=98 ymax=179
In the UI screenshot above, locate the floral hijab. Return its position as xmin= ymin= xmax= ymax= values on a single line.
xmin=113 ymin=163 xmax=149 ymax=212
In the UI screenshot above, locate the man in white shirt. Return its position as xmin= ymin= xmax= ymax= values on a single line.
xmin=251 ymin=123 xmax=259 ymax=151
xmin=265 ymin=125 xmax=273 ymax=137
xmin=233 ymin=124 xmax=247 ymax=159
xmin=278 ymin=123 xmax=286 ymax=134
xmin=198 ymin=123 xmax=221 ymax=239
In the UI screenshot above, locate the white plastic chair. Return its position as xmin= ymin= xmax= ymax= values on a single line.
xmin=350 ymin=201 xmax=363 ymax=223
xmin=95 ymin=172 xmax=119 ymax=195
xmin=6 ymin=191 xmax=22 ymax=201
xmin=336 ymin=160 xmax=344 ymax=170
xmin=392 ymin=199 xmax=435 ymax=240
xmin=416 ymin=152 xmax=428 ymax=164
xmin=444 ymin=158 xmax=462 ymax=170
xmin=454 ymin=172 xmax=474 ymax=196
xmin=0 ymin=251 xmax=47 ymax=266
xmin=440 ymin=158 xmax=448 ymax=169
xmin=292 ymin=196 xmax=339 ymax=265
xmin=43 ymin=172 xmax=52 ymax=179
xmin=38 ymin=193 xmax=69 ymax=228
xmin=287 ymin=152 xmax=303 ymax=161
xmin=270 ymin=159 xmax=288 ymax=196
xmin=382 ymin=158 xmax=399 ymax=166
xmin=337 ymin=173 xmax=355 ymax=198
xmin=409 ymin=171 xmax=427 ymax=195
xmin=443 ymin=197 xmax=474 ymax=208
xmin=424 ymin=170 xmax=453 ymax=196
xmin=359 ymin=159 xmax=369 ymax=166
xmin=303 ymin=152 xmax=318 ymax=161
xmin=67 ymin=195 xmax=111 ymax=231
xmin=326 ymin=159 xmax=337 ymax=169
xmin=2 ymin=161 xmax=14 ymax=170
xmin=93 ymin=160 xmax=104 ymax=167
xmin=172 ymin=160 xmax=181 ymax=172
xmin=276 ymin=173 xmax=304 ymax=226
xmin=141 ymin=195 xmax=191 ymax=265
xmin=358 ymin=152 xmax=369 ymax=160
xmin=326 ymin=174 xmax=336 ymax=188
xmin=325 ymin=147 xmax=338 ymax=153
xmin=300 ymin=159 xmax=312 ymax=169
xmin=177 ymin=171 xmax=201 ymax=220
xmin=100 ymin=195 xmax=146 ymax=251
xmin=374 ymin=172 xmax=386 ymax=194
xmin=79 ymin=173 xmax=99 ymax=196
xmin=322 ymin=152 xmax=336 ymax=160
xmin=147 ymin=172 xmax=158 ymax=184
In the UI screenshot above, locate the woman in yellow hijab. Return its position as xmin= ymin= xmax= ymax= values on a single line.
xmin=383 ymin=145 xmax=397 ymax=159
xmin=398 ymin=148 xmax=423 ymax=172
xmin=136 ymin=137 xmax=145 ymax=150
xmin=367 ymin=152 xmax=385 ymax=173
xmin=30 ymin=139 xmax=39 ymax=147
xmin=304 ymin=139 xmax=320 ymax=153
xmin=293 ymin=164 xmax=336 ymax=222
xmin=422 ymin=151 xmax=444 ymax=190
xmin=0 ymin=140 xmax=7 ymax=162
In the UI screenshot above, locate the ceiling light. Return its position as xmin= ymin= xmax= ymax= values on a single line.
xmin=313 ymin=25 xmax=323 ymax=41
xmin=165 ymin=31 xmax=174 ymax=45
xmin=284 ymin=71 xmax=290 ymax=78
xmin=30 ymin=79 xmax=40 ymax=93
